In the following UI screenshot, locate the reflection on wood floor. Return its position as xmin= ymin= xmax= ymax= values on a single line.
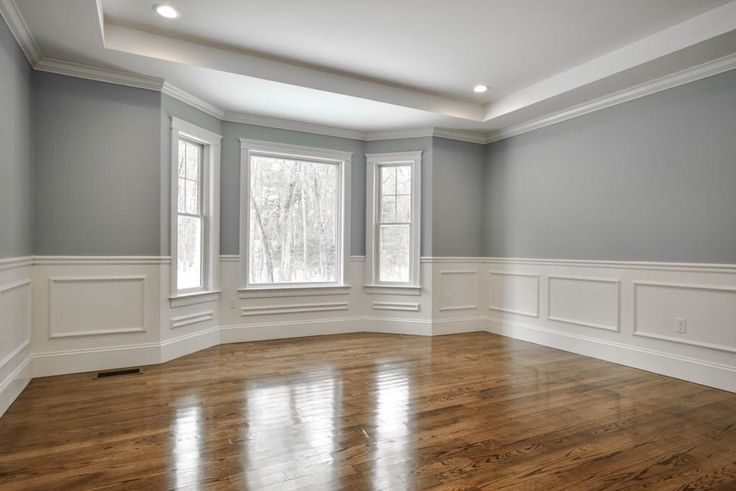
xmin=1 ymin=331 xmax=735 ymax=490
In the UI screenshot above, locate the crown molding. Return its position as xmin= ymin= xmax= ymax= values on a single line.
xmin=0 ymin=0 xmax=40 ymax=64
xmin=224 ymin=111 xmax=366 ymax=140
xmin=162 ymin=82 xmax=225 ymax=119
xmin=485 ymin=52 xmax=736 ymax=143
xmin=363 ymin=128 xmax=434 ymax=141
xmin=433 ymin=128 xmax=487 ymax=144
xmin=33 ymin=57 xmax=163 ymax=91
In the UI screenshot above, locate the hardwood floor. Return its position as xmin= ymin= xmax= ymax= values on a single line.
xmin=1 ymin=331 xmax=735 ymax=490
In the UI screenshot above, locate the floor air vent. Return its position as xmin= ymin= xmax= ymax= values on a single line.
xmin=94 ymin=367 xmax=143 ymax=379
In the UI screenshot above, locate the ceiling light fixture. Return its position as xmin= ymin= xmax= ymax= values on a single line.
xmin=153 ymin=3 xmax=180 ymax=19
xmin=473 ymin=84 xmax=488 ymax=94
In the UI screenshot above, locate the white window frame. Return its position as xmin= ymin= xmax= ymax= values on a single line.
xmin=365 ymin=151 xmax=422 ymax=289
xmin=170 ymin=117 xmax=222 ymax=300
xmin=239 ymin=138 xmax=352 ymax=291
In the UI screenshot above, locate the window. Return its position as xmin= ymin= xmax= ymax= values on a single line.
xmin=240 ymin=139 xmax=351 ymax=289
xmin=366 ymin=151 xmax=421 ymax=287
xmin=170 ymin=118 xmax=221 ymax=297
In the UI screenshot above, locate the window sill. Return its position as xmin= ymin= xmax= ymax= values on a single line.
xmin=238 ymin=284 xmax=351 ymax=299
xmin=364 ymin=284 xmax=422 ymax=296
xmin=169 ymin=290 xmax=221 ymax=308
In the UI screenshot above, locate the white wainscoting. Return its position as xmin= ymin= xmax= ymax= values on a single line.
xmin=488 ymin=271 xmax=539 ymax=317
xmin=48 ymin=276 xmax=147 ymax=338
xmin=0 ymin=259 xmax=33 ymax=417
xmin=548 ymin=275 xmax=620 ymax=331
xmin=3 ymin=254 xmax=736 ymax=419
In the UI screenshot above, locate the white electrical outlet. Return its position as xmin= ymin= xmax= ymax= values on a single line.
xmin=676 ymin=317 xmax=687 ymax=334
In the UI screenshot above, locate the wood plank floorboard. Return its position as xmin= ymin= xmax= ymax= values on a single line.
xmin=1 ymin=331 xmax=735 ymax=490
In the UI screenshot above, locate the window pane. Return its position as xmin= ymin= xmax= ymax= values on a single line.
xmin=185 ymin=180 xmax=199 ymax=215
xmin=396 ymin=195 xmax=411 ymax=222
xmin=379 ymin=224 xmax=410 ymax=283
xmin=177 ymin=215 xmax=202 ymax=290
xmin=380 ymin=166 xmax=396 ymax=196
xmin=249 ymin=155 xmax=338 ymax=284
xmin=380 ymin=195 xmax=396 ymax=223
xmin=185 ymin=141 xmax=200 ymax=180
xmin=177 ymin=178 xmax=187 ymax=213
xmin=177 ymin=141 xmax=186 ymax=178
xmin=396 ymin=165 xmax=411 ymax=195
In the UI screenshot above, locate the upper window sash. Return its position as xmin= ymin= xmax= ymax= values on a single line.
xmin=239 ymin=138 xmax=352 ymax=290
xmin=365 ymin=151 xmax=422 ymax=288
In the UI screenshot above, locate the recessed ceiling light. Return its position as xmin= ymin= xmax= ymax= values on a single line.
xmin=473 ymin=84 xmax=488 ymax=94
xmin=153 ymin=3 xmax=180 ymax=19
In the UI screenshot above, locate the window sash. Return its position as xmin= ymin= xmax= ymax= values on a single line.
xmin=176 ymin=137 xmax=207 ymax=293
xmin=247 ymin=152 xmax=342 ymax=287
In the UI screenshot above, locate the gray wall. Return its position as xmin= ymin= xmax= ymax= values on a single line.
xmin=365 ymin=137 xmax=434 ymax=256
xmin=483 ymin=69 xmax=736 ymax=263
xmin=0 ymin=17 xmax=33 ymax=259
xmin=221 ymin=122 xmax=366 ymax=256
xmin=432 ymin=137 xmax=485 ymax=257
xmin=33 ymin=73 xmax=161 ymax=255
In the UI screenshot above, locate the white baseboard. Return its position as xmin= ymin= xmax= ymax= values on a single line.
xmin=161 ymin=327 xmax=220 ymax=362
xmin=0 ymin=356 xmax=32 ymax=417
xmin=32 ymin=342 xmax=161 ymax=377
xmin=486 ymin=317 xmax=736 ymax=393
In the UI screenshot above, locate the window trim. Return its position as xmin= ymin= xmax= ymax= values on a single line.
xmin=170 ymin=117 xmax=222 ymax=299
xmin=365 ymin=151 xmax=422 ymax=288
xmin=239 ymin=138 xmax=352 ymax=290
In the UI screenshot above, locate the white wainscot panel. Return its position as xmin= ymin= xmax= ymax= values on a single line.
xmin=439 ymin=270 xmax=478 ymax=311
xmin=0 ymin=279 xmax=32 ymax=365
xmin=548 ymin=275 xmax=620 ymax=331
xmin=49 ymin=276 xmax=146 ymax=338
xmin=634 ymin=281 xmax=736 ymax=353
xmin=488 ymin=271 xmax=539 ymax=317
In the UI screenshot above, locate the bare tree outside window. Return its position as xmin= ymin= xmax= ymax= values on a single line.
xmin=248 ymin=155 xmax=338 ymax=284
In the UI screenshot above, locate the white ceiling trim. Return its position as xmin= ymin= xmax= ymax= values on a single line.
xmin=486 ymin=51 xmax=736 ymax=143
xmin=162 ymin=82 xmax=225 ymax=119
xmin=34 ymin=57 xmax=163 ymax=91
xmin=223 ymin=111 xmax=366 ymax=140
xmin=0 ymin=0 xmax=40 ymax=64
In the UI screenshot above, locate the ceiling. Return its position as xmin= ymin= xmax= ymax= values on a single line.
xmin=5 ymin=0 xmax=736 ymax=140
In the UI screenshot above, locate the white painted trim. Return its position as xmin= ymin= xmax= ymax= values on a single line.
xmin=422 ymin=257 xmax=736 ymax=274
xmin=240 ymin=302 xmax=350 ymax=317
xmin=0 ymin=355 xmax=31 ymax=417
xmin=171 ymin=310 xmax=215 ymax=329
xmin=487 ymin=271 xmax=540 ymax=318
xmin=0 ymin=279 xmax=31 ymax=368
xmin=169 ymin=290 xmax=221 ymax=308
xmin=438 ymin=270 xmax=478 ymax=311
xmin=162 ymin=82 xmax=225 ymax=119
xmin=220 ymin=255 xmax=239 ymax=262
xmin=0 ymin=0 xmax=40 ymax=64
xmin=364 ymin=285 xmax=422 ymax=296
xmin=34 ymin=57 xmax=163 ymax=91
xmin=486 ymin=316 xmax=736 ymax=393
xmin=239 ymin=285 xmax=351 ymax=299
xmin=364 ymin=128 xmax=434 ymax=141
xmin=547 ymin=275 xmax=621 ymax=332
xmin=170 ymin=117 xmax=222 ymax=298
xmin=32 ymin=256 xmax=170 ymax=265
xmin=47 ymin=275 xmax=147 ymax=339
xmin=350 ymin=255 xmax=366 ymax=262
xmin=161 ymin=326 xmax=219 ymax=362
xmin=486 ymin=52 xmax=736 ymax=143
xmin=239 ymin=138 xmax=352 ymax=290
xmin=365 ymin=151 xmax=422 ymax=289
xmin=372 ymin=301 xmax=420 ymax=312
xmin=226 ymin=111 xmax=365 ymax=140
xmin=632 ymin=280 xmax=736 ymax=354
xmin=0 ymin=256 xmax=32 ymax=271
xmin=432 ymin=128 xmax=487 ymax=144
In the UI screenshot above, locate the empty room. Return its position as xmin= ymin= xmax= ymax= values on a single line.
xmin=1 ymin=0 xmax=736 ymax=489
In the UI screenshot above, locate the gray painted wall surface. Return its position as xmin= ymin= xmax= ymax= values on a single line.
xmin=0 ymin=17 xmax=33 ymax=259
xmin=365 ymin=137 xmax=434 ymax=256
xmin=483 ymin=69 xmax=736 ymax=263
xmin=160 ymin=95 xmax=222 ymax=254
xmin=221 ymin=122 xmax=366 ymax=256
xmin=33 ymin=73 xmax=161 ymax=255
xmin=432 ymin=138 xmax=485 ymax=257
